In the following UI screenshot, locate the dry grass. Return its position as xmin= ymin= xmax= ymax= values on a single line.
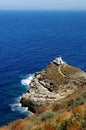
xmin=0 ymin=120 xmax=26 ymax=130
xmin=40 ymin=62 xmax=80 ymax=91
xmin=1 ymin=105 xmax=86 ymax=130
xmin=66 ymin=85 xmax=86 ymax=99
xmin=0 ymin=62 xmax=86 ymax=130
xmin=68 ymin=122 xmax=82 ymax=130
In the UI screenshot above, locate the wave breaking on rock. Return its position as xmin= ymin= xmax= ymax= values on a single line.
xmin=20 ymin=58 xmax=86 ymax=113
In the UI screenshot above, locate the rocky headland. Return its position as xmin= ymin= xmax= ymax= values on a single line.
xmin=1 ymin=58 xmax=86 ymax=130
xmin=20 ymin=58 xmax=86 ymax=113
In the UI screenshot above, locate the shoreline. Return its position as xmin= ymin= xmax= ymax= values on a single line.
xmin=20 ymin=58 xmax=86 ymax=113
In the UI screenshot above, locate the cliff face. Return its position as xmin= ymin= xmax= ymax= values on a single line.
xmin=1 ymin=59 xmax=86 ymax=130
xmin=20 ymin=61 xmax=86 ymax=113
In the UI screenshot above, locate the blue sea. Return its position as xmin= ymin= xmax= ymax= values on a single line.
xmin=0 ymin=11 xmax=86 ymax=126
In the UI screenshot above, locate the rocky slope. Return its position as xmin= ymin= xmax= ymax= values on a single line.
xmin=20 ymin=60 xmax=86 ymax=113
xmin=1 ymin=58 xmax=86 ymax=130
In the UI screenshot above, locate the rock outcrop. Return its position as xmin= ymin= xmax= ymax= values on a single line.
xmin=20 ymin=60 xmax=86 ymax=113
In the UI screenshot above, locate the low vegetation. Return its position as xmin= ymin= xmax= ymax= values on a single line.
xmin=24 ymin=109 xmax=86 ymax=130
xmin=1 ymin=90 xmax=86 ymax=130
xmin=67 ymin=91 xmax=86 ymax=111
xmin=0 ymin=62 xmax=86 ymax=130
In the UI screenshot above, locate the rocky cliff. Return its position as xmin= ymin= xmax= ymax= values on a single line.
xmin=1 ymin=59 xmax=86 ymax=130
xmin=20 ymin=60 xmax=86 ymax=113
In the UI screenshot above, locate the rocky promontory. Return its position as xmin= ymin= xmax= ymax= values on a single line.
xmin=20 ymin=57 xmax=86 ymax=113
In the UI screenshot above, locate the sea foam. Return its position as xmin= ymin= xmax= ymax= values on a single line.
xmin=10 ymin=74 xmax=34 ymax=115
xmin=21 ymin=74 xmax=34 ymax=87
xmin=10 ymin=97 xmax=29 ymax=115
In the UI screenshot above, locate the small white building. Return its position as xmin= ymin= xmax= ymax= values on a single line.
xmin=53 ymin=56 xmax=64 ymax=65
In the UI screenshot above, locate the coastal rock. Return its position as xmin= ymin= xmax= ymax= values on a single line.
xmin=20 ymin=60 xmax=86 ymax=113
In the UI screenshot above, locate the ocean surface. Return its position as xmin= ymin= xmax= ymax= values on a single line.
xmin=0 ymin=11 xmax=86 ymax=126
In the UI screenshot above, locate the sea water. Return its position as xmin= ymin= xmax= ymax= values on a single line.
xmin=0 ymin=11 xmax=86 ymax=126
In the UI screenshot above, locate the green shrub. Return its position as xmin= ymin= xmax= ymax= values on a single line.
xmin=81 ymin=120 xmax=86 ymax=130
xmin=83 ymin=92 xmax=86 ymax=98
xmin=33 ymin=110 xmax=55 ymax=126
xmin=67 ymin=91 xmax=86 ymax=111
xmin=67 ymin=99 xmax=74 ymax=111
xmin=58 ymin=119 xmax=72 ymax=130
xmin=40 ymin=110 xmax=55 ymax=121
xmin=68 ymin=99 xmax=74 ymax=107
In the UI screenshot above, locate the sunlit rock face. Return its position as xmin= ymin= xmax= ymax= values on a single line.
xmin=20 ymin=59 xmax=86 ymax=113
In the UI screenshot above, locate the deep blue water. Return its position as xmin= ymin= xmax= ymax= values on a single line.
xmin=0 ymin=11 xmax=86 ymax=127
